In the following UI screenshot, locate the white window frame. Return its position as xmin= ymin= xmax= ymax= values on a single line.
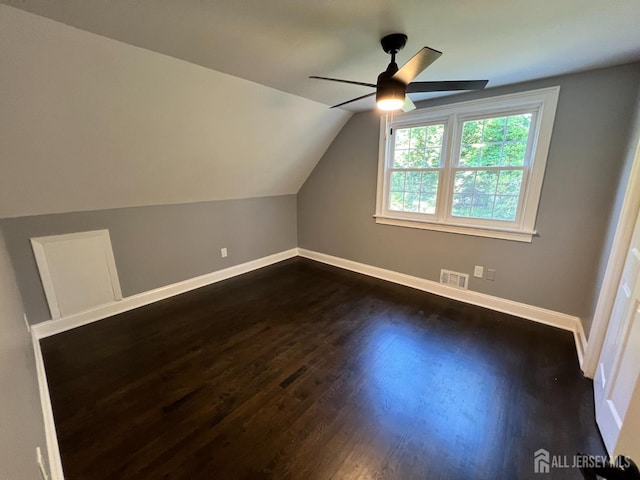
xmin=375 ymin=86 xmax=560 ymax=242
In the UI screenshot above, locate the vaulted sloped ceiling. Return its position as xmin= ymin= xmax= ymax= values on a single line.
xmin=2 ymin=1 xmax=640 ymax=218
xmin=0 ymin=5 xmax=350 ymax=218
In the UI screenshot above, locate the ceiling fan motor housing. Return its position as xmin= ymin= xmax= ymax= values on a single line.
xmin=377 ymin=69 xmax=406 ymax=105
xmin=376 ymin=78 xmax=406 ymax=104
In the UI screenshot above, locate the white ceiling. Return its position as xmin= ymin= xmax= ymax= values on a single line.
xmin=1 ymin=0 xmax=639 ymax=112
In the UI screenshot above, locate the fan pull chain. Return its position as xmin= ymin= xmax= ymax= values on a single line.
xmin=384 ymin=111 xmax=396 ymax=139
xmin=389 ymin=110 xmax=395 ymax=137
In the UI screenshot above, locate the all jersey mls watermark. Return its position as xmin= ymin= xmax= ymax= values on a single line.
xmin=534 ymin=449 xmax=631 ymax=474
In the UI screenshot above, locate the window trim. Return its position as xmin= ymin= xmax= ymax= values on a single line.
xmin=375 ymin=86 xmax=560 ymax=242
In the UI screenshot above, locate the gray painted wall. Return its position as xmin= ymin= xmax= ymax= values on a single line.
xmin=2 ymin=195 xmax=297 ymax=324
xmin=298 ymin=63 xmax=640 ymax=330
xmin=589 ymin=90 xmax=640 ymax=333
xmin=0 ymin=228 xmax=48 ymax=479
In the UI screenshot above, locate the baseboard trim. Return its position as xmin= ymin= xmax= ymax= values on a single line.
xmin=298 ymin=248 xmax=587 ymax=368
xmin=31 ymin=248 xmax=298 ymax=340
xmin=574 ymin=322 xmax=587 ymax=370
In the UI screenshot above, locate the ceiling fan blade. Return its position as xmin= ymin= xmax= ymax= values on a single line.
xmin=402 ymin=96 xmax=416 ymax=112
xmin=392 ymin=47 xmax=442 ymax=85
xmin=406 ymin=80 xmax=489 ymax=93
xmin=330 ymin=92 xmax=376 ymax=109
xmin=309 ymin=76 xmax=377 ymax=88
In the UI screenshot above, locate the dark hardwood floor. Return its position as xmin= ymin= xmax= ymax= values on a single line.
xmin=41 ymin=258 xmax=605 ymax=479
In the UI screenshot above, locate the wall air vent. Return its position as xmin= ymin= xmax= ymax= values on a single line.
xmin=439 ymin=269 xmax=469 ymax=290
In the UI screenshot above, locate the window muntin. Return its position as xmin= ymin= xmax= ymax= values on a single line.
xmin=375 ymin=87 xmax=560 ymax=242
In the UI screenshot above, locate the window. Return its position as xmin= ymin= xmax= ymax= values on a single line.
xmin=375 ymin=87 xmax=560 ymax=242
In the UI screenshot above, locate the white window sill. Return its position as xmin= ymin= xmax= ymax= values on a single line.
xmin=374 ymin=215 xmax=536 ymax=243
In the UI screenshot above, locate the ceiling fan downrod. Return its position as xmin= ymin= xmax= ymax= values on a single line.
xmin=377 ymin=34 xmax=408 ymax=109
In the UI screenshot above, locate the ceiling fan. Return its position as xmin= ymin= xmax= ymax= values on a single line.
xmin=310 ymin=33 xmax=489 ymax=112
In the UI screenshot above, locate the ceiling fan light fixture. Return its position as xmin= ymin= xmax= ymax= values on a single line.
xmin=377 ymin=97 xmax=405 ymax=111
xmin=376 ymin=79 xmax=406 ymax=111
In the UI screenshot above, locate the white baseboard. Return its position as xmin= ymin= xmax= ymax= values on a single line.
xmin=574 ymin=322 xmax=588 ymax=370
xmin=31 ymin=248 xmax=298 ymax=340
xmin=298 ymin=248 xmax=587 ymax=368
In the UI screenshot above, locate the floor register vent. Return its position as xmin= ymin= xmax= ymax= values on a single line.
xmin=440 ymin=269 xmax=469 ymax=290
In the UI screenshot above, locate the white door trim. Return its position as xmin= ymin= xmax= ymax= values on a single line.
xmin=31 ymin=328 xmax=64 ymax=480
xmin=31 ymin=230 xmax=122 ymax=319
xmin=584 ymin=129 xmax=640 ymax=378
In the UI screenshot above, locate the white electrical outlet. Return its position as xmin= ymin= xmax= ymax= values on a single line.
xmin=221 ymin=247 xmax=228 ymax=258
xmin=473 ymin=265 xmax=484 ymax=278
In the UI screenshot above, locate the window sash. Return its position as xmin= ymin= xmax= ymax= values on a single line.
xmin=446 ymin=167 xmax=528 ymax=226
xmin=386 ymin=167 xmax=443 ymax=218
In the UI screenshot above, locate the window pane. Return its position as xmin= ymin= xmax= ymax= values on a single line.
xmin=394 ymin=149 xmax=411 ymax=168
xmin=419 ymin=193 xmax=437 ymax=214
xmin=421 ymin=171 xmax=439 ymax=193
xmin=407 ymin=149 xmax=425 ymax=168
xmin=426 ymin=125 xmax=444 ymax=148
xmin=459 ymin=145 xmax=480 ymax=167
xmin=425 ymin=147 xmax=441 ymax=168
xmin=474 ymin=170 xmax=499 ymax=194
xmin=395 ymin=147 xmax=424 ymax=168
xmin=479 ymin=144 xmax=502 ymax=167
xmin=494 ymin=195 xmax=519 ymax=221
xmin=506 ymin=114 xmax=532 ymax=142
xmin=503 ymin=142 xmax=526 ymax=166
xmin=483 ymin=117 xmax=506 ymax=142
xmin=394 ymin=125 xmax=444 ymax=169
xmin=403 ymin=192 xmax=420 ymax=212
xmin=497 ymin=170 xmax=523 ymax=195
xmin=453 ymin=170 xmax=475 ymax=194
xmin=389 ymin=191 xmax=404 ymax=211
xmin=462 ymin=121 xmax=483 ymax=145
xmin=388 ymin=171 xmax=439 ymax=215
xmin=470 ymin=195 xmax=495 ymax=219
xmin=405 ymin=171 xmax=421 ymax=192
xmin=410 ymin=127 xmax=426 ymax=148
xmin=459 ymin=113 xmax=532 ymax=167
xmin=452 ymin=169 xmax=520 ymax=221
xmin=390 ymin=171 xmax=405 ymax=191
xmin=452 ymin=194 xmax=471 ymax=217
xmin=395 ymin=128 xmax=410 ymax=148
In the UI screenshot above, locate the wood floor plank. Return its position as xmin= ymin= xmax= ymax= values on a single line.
xmin=40 ymin=258 xmax=605 ymax=479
